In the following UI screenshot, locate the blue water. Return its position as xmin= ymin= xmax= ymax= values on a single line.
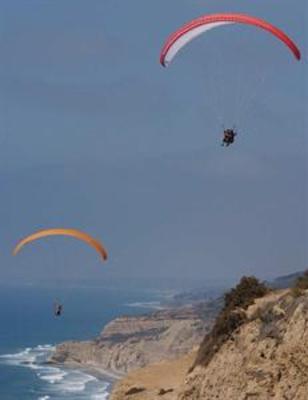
xmin=0 ymin=285 xmax=161 ymax=400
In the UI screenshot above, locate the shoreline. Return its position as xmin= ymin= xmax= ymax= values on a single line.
xmin=47 ymin=359 xmax=125 ymax=381
xmin=46 ymin=359 xmax=126 ymax=398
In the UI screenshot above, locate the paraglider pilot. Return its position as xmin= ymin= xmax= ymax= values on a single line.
xmin=54 ymin=302 xmax=63 ymax=317
xmin=222 ymin=129 xmax=237 ymax=147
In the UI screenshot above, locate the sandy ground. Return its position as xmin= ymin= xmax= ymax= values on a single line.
xmin=110 ymin=352 xmax=196 ymax=400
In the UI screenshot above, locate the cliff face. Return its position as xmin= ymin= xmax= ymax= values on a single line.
xmin=50 ymin=303 xmax=218 ymax=375
xmin=109 ymin=290 xmax=308 ymax=400
xmin=179 ymin=290 xmax=308 ymax=400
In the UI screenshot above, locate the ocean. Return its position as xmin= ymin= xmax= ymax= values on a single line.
xmin=0 ymin=285 xmax=162 ymax=400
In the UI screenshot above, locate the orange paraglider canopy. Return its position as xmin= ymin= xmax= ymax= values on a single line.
xmin=13 ymin=228 xmax=108 ymax=261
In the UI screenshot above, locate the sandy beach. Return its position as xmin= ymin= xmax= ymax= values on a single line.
xmin=110 ymin=351 xmax=196 ymax=400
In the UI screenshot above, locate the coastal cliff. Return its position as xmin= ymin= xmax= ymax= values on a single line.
xmin=50 ymin=300 xmax=220 ymax=376
xmin=179 ymin=289 xmax=308 ymax=400
xmin=111 ymin=288 xmax=308 ymax=400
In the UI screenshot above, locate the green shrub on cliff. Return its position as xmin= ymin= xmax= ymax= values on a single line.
xmin=291 ymin=270 xmax=308 ymax=297
xmin=193 ymin=276 xmax=269 ymax=369
xmin=223 ymin=276 xmax=269 ymax=311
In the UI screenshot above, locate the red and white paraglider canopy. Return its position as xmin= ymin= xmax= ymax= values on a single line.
xmin=160 ymin=13 xmax=301 ymax=67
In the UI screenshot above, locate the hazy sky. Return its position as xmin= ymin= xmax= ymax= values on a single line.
xmin=0 ymin=0 xmax=306 ymax=288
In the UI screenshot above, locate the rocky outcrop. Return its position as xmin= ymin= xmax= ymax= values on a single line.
xmin=179 ymin=289 xmax=308 ymax=400
xmin=50 ymin=302 xmax=219 ymax=375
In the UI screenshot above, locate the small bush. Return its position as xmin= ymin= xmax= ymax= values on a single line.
xmin=290 ymin=270 xmax=308 ymax=298
xmin=125 ymin=387 xmax=146 ymax=395
xmin=158 ymin=388 xmax=173 ymax=395
xmin=291 ymin=287 xmax=303 ymax=298
xmin=294 ymin=270 xmax=308 ymax=290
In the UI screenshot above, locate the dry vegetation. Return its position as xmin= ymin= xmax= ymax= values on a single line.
xmin=193 ymin=276 xmax=269 ymax=369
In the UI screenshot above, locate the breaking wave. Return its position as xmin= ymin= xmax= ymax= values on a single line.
xmin=0 ymin=345 xmax=110 ymax=399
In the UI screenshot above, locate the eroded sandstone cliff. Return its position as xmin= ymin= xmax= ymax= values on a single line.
xmin=110 ymin=289 xmax=308 ymax=400
xmin=180 ymin=289 xmax=308 ymax=400
xmin=50 ymin=302 xmax=219 ymax=376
